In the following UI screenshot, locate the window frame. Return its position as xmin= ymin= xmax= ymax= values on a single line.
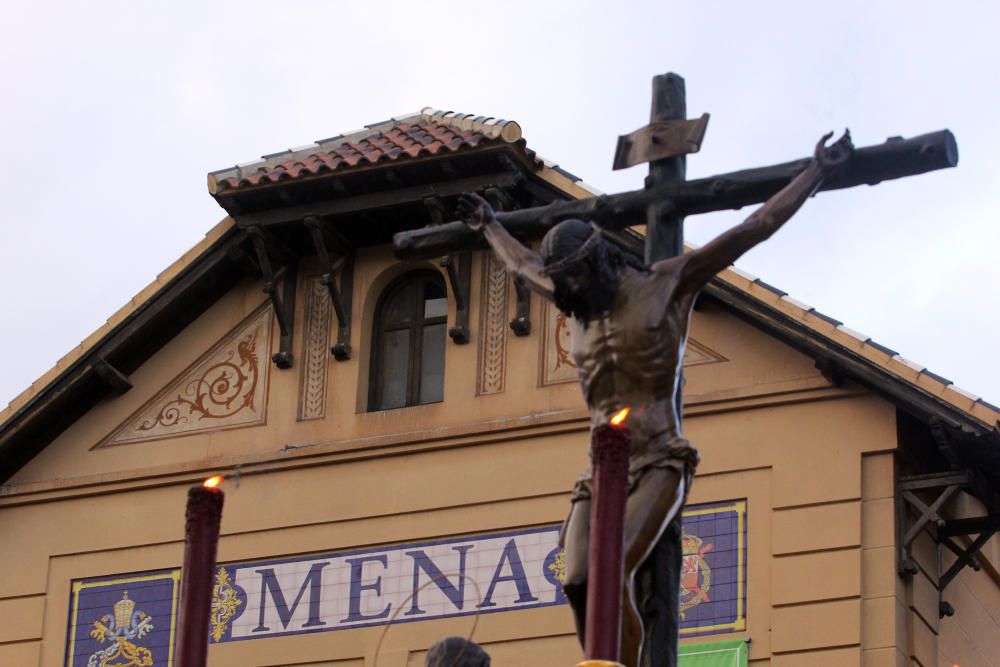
xmin=367 ymin=270 xmax=448 ymax=411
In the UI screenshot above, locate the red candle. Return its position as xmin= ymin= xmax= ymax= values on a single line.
xmin=584 ymin=409 xmax=631 ymax=664
xmin=175 ymin=476 xmax=224 ymax=667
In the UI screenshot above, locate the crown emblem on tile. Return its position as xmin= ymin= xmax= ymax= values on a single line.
xmin=680 ymin=533 xmax=713 ymax=618
xmin=88 ymin=590 xmax=155 ymax=667
xmin=112 ymin=591 xmax=137 ymax=633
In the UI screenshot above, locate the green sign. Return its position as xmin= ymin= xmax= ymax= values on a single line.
xmin=680 ymin=639 xmax=748 ymax=666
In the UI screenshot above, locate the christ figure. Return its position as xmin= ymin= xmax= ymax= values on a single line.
xmin=457 ymin=130 xmax=852 ymax=667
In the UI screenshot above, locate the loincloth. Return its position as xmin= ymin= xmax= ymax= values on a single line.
xmin=568 ymin=434 xmax=700 ymax=504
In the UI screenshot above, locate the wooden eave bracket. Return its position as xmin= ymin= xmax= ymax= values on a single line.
xmin=90 ymin=356 xmax=132 ymax=396
xmin=815 ymin=356 xmax=846 ymax=387
xmin=440 ymin=253 xmax=470 ymax=344
xmin=424 ymin=197 xmax=471 ymax=345
xmin=483 ymin=187 xmax=531 ymax=337
xmin=509 ymin=278 xmax=531 ymax=337
xmin=896 ymin=469 xmax=1000 ymax=618
xmin=246 ymin=225 xmax=297 ymax=369
xmin=304 ymin=216 xmax=354 ymax=361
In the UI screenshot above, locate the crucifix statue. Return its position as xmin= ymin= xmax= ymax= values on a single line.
xmin=394 ymin=73 xmax=957 ymax=667
xmin=456 ymin=130 xmax=850 ymax=666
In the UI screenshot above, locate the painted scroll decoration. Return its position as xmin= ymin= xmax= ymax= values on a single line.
xmin=210 ymin=567 xmax=243 ymax=642
xmin=298 ymin=275 xmax=332 ymax=420
xmin=540 ymin=300 xmax=728 ymax=386
xmin=99 ymin=304 xmax=272 ymax=446
xmin=477 ymin=252 xmax=508 ymax=395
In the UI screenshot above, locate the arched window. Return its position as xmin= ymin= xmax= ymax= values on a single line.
xmin=368 ymin=271 xmax=447 ymax=411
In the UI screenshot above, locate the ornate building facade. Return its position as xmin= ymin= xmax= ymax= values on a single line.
xmin=1 ymin=110 xmax=998 ymax=667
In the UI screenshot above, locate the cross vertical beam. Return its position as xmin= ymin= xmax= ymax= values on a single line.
xmin=637 ymin=72 xmax=687 ymax=667
xmin=645 ymin=73 xmax=687 ymax=263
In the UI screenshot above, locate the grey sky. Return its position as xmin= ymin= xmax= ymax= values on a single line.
xmin=2 ymin=0 xmax=997 ymax=409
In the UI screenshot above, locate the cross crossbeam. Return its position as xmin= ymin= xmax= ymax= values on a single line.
xmin=393 ymin=129 xmax=957 ymax=261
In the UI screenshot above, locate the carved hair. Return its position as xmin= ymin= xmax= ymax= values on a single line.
xmin=539 ymin=219 xmax=647 ymax=326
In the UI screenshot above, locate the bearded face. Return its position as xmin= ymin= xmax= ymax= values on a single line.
xmin=541 ymin=219 xmax=622 ymax=326
xmin=549 ymin=250 xmax=619 ymax=326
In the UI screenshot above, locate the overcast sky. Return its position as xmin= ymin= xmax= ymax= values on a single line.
xmin=1 ymin=0 xmax=997 ymax=411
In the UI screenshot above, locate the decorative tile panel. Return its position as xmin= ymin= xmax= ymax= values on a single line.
xmin=679 ymin=501 xmax=747 ymax=637
xmin=539 ymin=300 xmax=728 ymax=386
xmin=65 ymin=570 xmax=180 ymax=667
xmin=98 ymin=304 xmax=272 ymax=447
xmin=298 ymin=275 xmax=332 ymax=420
xmin=477 ymin=253 xmax=508 ymax=396
xmin=67 ymin=502 xmax=746 ymax=656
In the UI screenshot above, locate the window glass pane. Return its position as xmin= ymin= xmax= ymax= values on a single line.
xmin=424 ymin=279 xmax=445 ymax=300
xmin=424 ymin=297 xmax=447 ymax=319
xmin=382 ymin=282 xmax=417 ymax=326
xmin=418 ymin=323 xmax=445 ymax=404
xmin=376 ymin=329 xmax=410 ymax=409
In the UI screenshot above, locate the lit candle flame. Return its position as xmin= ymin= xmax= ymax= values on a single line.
xmin=203 ymin=475 xmax=223 ymax=489
xmin=610 ymin=407 xmax=630 ymax=426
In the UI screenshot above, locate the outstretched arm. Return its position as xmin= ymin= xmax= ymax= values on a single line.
xmin=456 ymin=193 xmax=555 ymax=300
xmin=664 ymin=131 xmax=854 ymax=294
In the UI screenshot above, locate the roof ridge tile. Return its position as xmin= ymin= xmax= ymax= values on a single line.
xmin=752 ymin=279 xmax=787 ymax=297
xmin=865 ymin=339 xmax=899 ymax=358
xmin=921 ymin=369 xmax=952 ymax=386
xmin=836 ymin=324 xmax=870 ymax=342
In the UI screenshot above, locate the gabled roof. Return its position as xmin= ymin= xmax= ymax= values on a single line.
xmin=2 ymin=108 xmax=998 ymax=493
xmin=208 ymin=109 xmax=539 ymax=194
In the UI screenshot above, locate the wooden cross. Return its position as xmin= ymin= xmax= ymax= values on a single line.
xmin=393 ymin=72 xmax=957 ymax=666
xmin=393 ymin=76 xmax=956 ymax=262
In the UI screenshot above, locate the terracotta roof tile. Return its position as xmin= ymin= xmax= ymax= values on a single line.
xmin=209 ymin=108 xmax=538 ymax=194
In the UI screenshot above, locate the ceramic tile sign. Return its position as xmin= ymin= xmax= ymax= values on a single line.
xmin=213 ymin=527 xmax=563 ymax=643
xmin=64 ymin=501 xmax=747 ymax=662
xmin=208 ymin=501 xmax=747 ymax=643
xmin=65 ymin=570 xmax=180 ymax=667
xmin=679 ymin=500 xmax=747 ymax=637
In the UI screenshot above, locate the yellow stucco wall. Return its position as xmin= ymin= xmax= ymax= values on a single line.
xmin=0 ymin=247 xmax=949 ymax=666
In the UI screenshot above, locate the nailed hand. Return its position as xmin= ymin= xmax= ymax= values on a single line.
xmin=456 ymin=193 xmax=497 ymax=232
xmin=814 ymin=129 xmax=854 ymax=173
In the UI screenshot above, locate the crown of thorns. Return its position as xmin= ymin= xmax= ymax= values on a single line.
xmin=541 ymin=222 xmax=605 ymax=276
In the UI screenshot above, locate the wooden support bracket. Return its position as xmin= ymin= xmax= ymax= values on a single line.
xmin=896 ymin=470 xmax=1000 ymax=617
xmin=441 ymin=253 xmax=471 ymax=345
xmin=304 ymin=216 xmax=354 ymax=361
xmin=90 ymin=356 xmax=132 ymax=396
xmin=424 ymin=197 xmax=471 ymax=345
xmin=815 ymin=356 xmax=846 ymax=387
xmin=247 ymin=226 xmax=297 ymax=369
xmin=510 ymin=278 xmax=531 ymax=337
